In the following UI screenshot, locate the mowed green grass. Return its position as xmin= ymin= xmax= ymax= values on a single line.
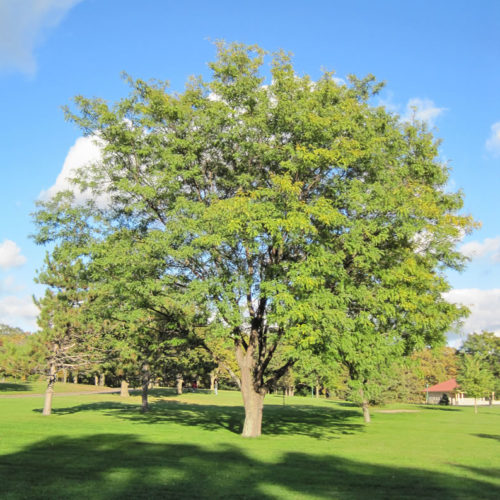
xmin=0 ymin=380 xmax=114 ymax=395
xmin=0 ymin=383 xmax=498 ymax=499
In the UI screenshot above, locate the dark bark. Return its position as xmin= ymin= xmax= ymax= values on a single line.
xmin=360 ymin=389 xmax=371 ymax=423
xmin=141 ymin=362 xmax=150 ymax=412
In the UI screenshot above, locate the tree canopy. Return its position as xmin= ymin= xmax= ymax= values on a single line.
xmin=34 ymin=42 xmax=474 ymax=435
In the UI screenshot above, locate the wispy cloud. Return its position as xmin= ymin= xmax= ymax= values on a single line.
xmin=0 ymin=295 xmax=39 ymax=331
xmin=0 ymin=0 xmax=82 ymax=75
xmin=0 ymin=276 xmax=25 ymax=294
xmin=378 ymin=94 xmax=446 ymax=128
xmin=0 ymin=240 xmax=27 ymax=270
xmin=402 ymin=98 xmax=446 ymax=127
xmin=459 ymin=236 xmax=500 ymax=262
xmin=444 ymin=288 xmax=500 ymax=336
xmin=485 ymin=121 xmax=500 ymax=157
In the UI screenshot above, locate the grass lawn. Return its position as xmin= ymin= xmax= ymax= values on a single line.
xmin=0 ymin=380 xmax=115 ymax=395
xmin=0 ymin=383 xmax=498 ymax=499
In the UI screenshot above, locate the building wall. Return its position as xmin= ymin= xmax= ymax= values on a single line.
xmin=427 ymin=391 xmax=499 ymax=406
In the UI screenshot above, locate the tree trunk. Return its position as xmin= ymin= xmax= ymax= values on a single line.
xmin=176 ymin=374 xmax=183 ymax=395
xmin=359 ymin=388 xmax=371 ymax=423
xmin=42 ymin=362 xmax=56 ymax=416
xmin=474 ymin=397 xmax=478 ymax=414
xmin=362 ymin=400 xmax=371 ymax=423
xmin=141 ymin=362 xmax=150 ymax=412
xmin=120 ymin=379 xmax=129 ymax=397
xmin=99 ymin=373 xmax=105 ymax=386
xmin=94 ymin=374 xmax=98 ymax=386
xmin=62 ymin=369 xmax=68 ymax=384
xmin=73 ymin=372 xmax=78 ymax=384
xmin=210 ymin=371 xmax=216 ymax=391
xmin=315 ymin=383 xmax=320 ymax=399
xmin=237 ymin=344 xmax=265 ymax=438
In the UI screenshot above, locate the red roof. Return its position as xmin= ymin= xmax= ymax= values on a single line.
xmin=425 ymin=378 xmax=459 ymax=392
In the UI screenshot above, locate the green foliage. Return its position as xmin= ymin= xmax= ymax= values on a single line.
xmin=457 ymin=354 xmax=495 ymax=401
xmin=33 ymin=42 xmax=475 ymax=430
xmin=412 ymin=346 xmax=458 ymax=386
xmin=0 ymin=331 xmax=40 ymax=380
xmin=461 ymin=331 xmax=500 ymax=394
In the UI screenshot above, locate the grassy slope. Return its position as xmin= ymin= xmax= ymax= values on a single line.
xmin=0 ymin=386 xmax=498 ymax=499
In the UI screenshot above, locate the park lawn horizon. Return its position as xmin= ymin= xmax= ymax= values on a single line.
xmin=0 ymin=387 xmax=498 ymax=499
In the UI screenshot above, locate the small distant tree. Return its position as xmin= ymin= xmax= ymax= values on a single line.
xmin=461 ymin=331 xmax=500 ymax=396
xmin=457 ymin=354 xmax=494 ymax=413
xmin=35 ymin=247 xmax=106 ymax=416
xmin=0 ymin=329 xmax=38 ymax=381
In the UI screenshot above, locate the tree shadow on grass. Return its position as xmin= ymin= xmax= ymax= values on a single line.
xmin=0 ymin=382 xmax=31 ymax=392
xmin=474 ymin=433 xmax=500 ymax=442
xmin=34 ymin=400 xmax=363 ymax=439
xmin=418 ymin=405 xmax=463 ymax=412
xmin=452 ymin=464 xmax=500 ymax=481
xmin=0 ymin=433 xmax=499 ymax=499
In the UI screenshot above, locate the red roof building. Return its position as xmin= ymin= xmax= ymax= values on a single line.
xmin=425 ymin=378 xmax=459 ymax=393
xmin=424 ymin=378 xmax=462 ymax=405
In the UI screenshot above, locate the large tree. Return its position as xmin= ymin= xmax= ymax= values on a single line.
xmin=35 ymin=43 xmax=473 ymax=436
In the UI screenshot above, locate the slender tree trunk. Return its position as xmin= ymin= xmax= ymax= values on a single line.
xmin=62 ymin=369 xmax=68 ymax=384
xmin=141 ymin=362 xmax=150 ymax=413
xmin=176 ymin=374 xmax=183 ymax=395
xmin=210 ymin=371 xmax=216 ymax=391
xmin=94 ymin=375 xmax=98 ymax=386
xmin=99 ymin=373 xmax=105 ymax=386
xmin=474 ymin=398 xmax=478 ymax=414
xmin=73 ymin=371 xmax=78 ymax=384
xmin=120 ymin=379 xmax=129 ymax=397
xmin=236 ymin=344 xmax=265 ymax=438
xmin=360 ymin=389 xmax=371 ymax=423
xmin=315 ymin=383 xmax=320 ymax=399
xmin=42 ymin=362 xmax=57 ymax=416
xmin=362 ymin=400 xmax=371 ymax=423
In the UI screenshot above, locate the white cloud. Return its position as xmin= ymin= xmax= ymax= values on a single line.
xmin=0 ymin=276 xmax=25 ymax=294
xmin=39 ymin=135 xmax=103 ymax=203
xmin=0 ymin=240 xmax=27 ymax=270
xmin=402 ymin=98 xmax=446 ymax=127
xmin=485 ymin=122 xmax=500 ymax=157
xmin=0 ymin=295 xmax=39 ymax=331
xmin=0 ymin=0 xmax=82 ymax=74
xmin=444 ymin=288 xmax=500 ymax=336
xmin=459 ymin=236 xmax=500 ymax=262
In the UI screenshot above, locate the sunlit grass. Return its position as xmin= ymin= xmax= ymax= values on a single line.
xmin=0 ymin=388 xmax=498 ymax=499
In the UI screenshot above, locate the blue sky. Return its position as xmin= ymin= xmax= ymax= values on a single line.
xmin=0 ymin=0 xmax=499 ymax=345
